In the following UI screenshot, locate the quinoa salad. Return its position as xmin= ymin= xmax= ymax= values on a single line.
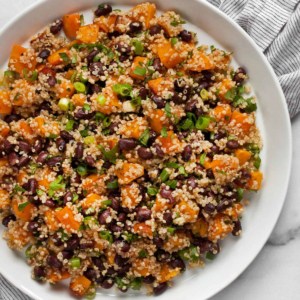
xmin=0 ymin=2 xmax=263 ymax=298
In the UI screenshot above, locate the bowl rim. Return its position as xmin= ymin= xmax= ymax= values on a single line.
xmin=0 ymin=0 xmax=292 ymax=299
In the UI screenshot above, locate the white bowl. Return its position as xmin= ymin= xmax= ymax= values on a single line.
xmin=0 ymin=0 xmax=292 ymax=299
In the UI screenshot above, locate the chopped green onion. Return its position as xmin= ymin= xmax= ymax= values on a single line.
xmin=179 ymin=246 xmax=200 ymax=262
xmin=165 ymin=180 xmax=177 ymax=189
xmin=237 ymin=188 xmax=244 ymax=201
xmin=80 ymin=129 xmax=89 ymax=137
xmin=74 ymin=82 xmax=86 ymax=93
xmin=199 ymin=153 xmax=207 ymax=166
xmin=18 ymin=202 xmax=29 ymax=212
xmin=130 ymin=96 xmax=141 ymax=107
xmin=170 ymin=19 xmax=186 ymax=26
xmin=147 ymin=186 xmax=158 ymax=196
xmin=132 ymin=40 xmax=144 ymax=55
xmin=99 ymin=230 xmax=113 ymax=243
xmin=106 ymin=179 xmax=119 ymax=190
xmin=83 ymin=103 xmax=91 ymax=111
xmin=254 ymin=156 xmax=261 ymax=169
xmin=133 ymin=66 xmax=146 ymax=77
xmin=164 ymin=102 xmax=172 ymax=118
xmin=102 ymin=117 xmax=111 ymax=128
xmin=180 ymin=118 xmax=194 ymax=131
xmin=161 ymin=126 xmax=168 ymax=137
xmin=58 ymin=98 xmax=70 ymax=111
xmin=160 ymin=169 xmax=170 ymax=182
xmin=13 ymin=184 xmax=25 ymax=194
xmin=77 ymin=164 xmax=88 ymax=176
xmin=138 ymin=249 xmax=148 ymax=258
xmin=130 ymin=278 xmax=142 ymax=290
xmin=65 ymin=119 xmax=75 ymax=131
xmin=84 ymin=136 xmax=95 ymax=145
xmin=25 ymin=245 xmax=34 ymax=258
xmin=178 ymin=166 xmax=188 ymax=176
xmin=49 ymin=175 xmax=65 ymax=196
xmin=97 ymin=94 xmax=107 ymax=106
xmin=115 ymin=277 xmax=129 ymax=291
xmin=171 ymin=37 xmax=178 ymax=46
xmin=112 ymin=83 xmax=132 ymax=97
xmin=70 ymin=257 xmax=81 ymax=268
xmin=59 ymin=52 xmax=70 ymax=63
xmin=244 ymin=97 xmax=257 ymax=113
xmin=167 ymin=227 xmax=176 ymax=234
xmin=200 ymin=88 xmax=209 ymax=100
xmin=80 ymin=14 xmax=84 ymax=26
xmin=165 ymin=162 xmax=180 ymax=168
xmin=206 ymin=252 xmax=216 ymax=260
xmin=139 ymin=129 xmax=150 ymax=146
xmin=99 ymin=145 xmax=118 ymax=164
xmin=195 ymin=116 xmax=210 ymax=130
xmin=102 ymin=199 xmax=112 ymax=207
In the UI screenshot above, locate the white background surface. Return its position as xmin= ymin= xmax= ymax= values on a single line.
xmin=0 ymin=1 xmax=299 ymax=299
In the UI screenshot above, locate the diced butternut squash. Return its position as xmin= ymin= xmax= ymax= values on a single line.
xmin=129 ymin=56 xmax=148 ymax=80
xmin=118 ymin=117 xmax=148 ymax=139
xmin=94 ymin=15 xmax=118 ymax=33
xmin=247 ymin=171 xmax=263 ymax=190
xmin=69 ymin=275 xmax=91 ymax=297
xmin=9 ymin=44 xmax=36 ymax=74
xmin=163 ymin=232 xmax=190 ymax=252
xmin=148 ymin=109 xmax=169 ymax=133
xmin=157 ymin=40 xmax=185 ymax=69
xmin=187 ymin=50 xmax=214 ymax=72
xmin=0 ymin=189 xmax=10 ymax=210
xmin=63 ymin=14 xmax=81 ymax=39
xmin=48 ymin=270 xmax=70 ymax=284
xmin=0 ymin=120 xmax=10 ymax=139
xmin=10 ymin=79 xmax=36 ymax=107
xmin=175 ymin=200 xmax=199 ymax=223
xmin=208 ymin=214 xmax=233 ymax=241
xmin=212 ymin=104 xmax=232 ymax=123
xmin=55 ymin=79 xmax=75 ymax=98
xmin=92 ymin=86 xmax=122 ymax=115
xmin=156 ymin=131 xmax=182 ymax=154
xmin=229 ymin=110 xmax=253 ymax=135
xmin=32 ymin=116 xmax=60 ymax=137
xmin=130 ymin=3 xmax=156 ymax=29
xmin=158 ymin=264 xmax=180 ymax=283
xmin=82 ymin=174 xmax=106 ymax=194
xmin=218 ymin=78 xmax=235 ymax=101
xmin=133 ymin=222 xmax=153 ymax=238
xmin=121 ymin=182 xmax=141 ymax=209
xmin=224 ymin=203 xmax=243 ymax=221
xmin=115 ymin=162 xmax=144 ymax=185
xmin=205 ymin=155 xmax=239 ymax=172
xmin=148 ymin=77 xmax=173 ymax=96
xmin=235 ymin=149 xmax=251 ymax=165
xmin=55 ymin=206 xmax=81 ymax=232
xmin=81 ymin=193 xmax=103 ymax=209
xmin=0 ymin=90 xmax=12 ymax=115
xmin=71 ymin=93 xmax=86 ymax=107
xmin=190 ymin=218 xmax=209 ymax=238
xmin=4 ymin=222 xmax=31 ymax=249
xmin=76 ymin=24 xmax=99 ymax=43
xmin=45 ymin=210 xmax=59 ymax=232
xmin=17 ymin=120 xmax=34 ymax=141
xmin=12 ymin=200 xmax=35 ymax=222
xmin=47 ymin=48 xmax=70 ymax=66
xmin=37 ymin=167 xmax=53 ymax=189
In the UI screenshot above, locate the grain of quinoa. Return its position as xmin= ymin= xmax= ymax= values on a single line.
xmin=0 ymin=2 xmax=263 ymax=297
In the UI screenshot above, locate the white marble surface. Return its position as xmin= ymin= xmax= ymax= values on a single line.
xmin=1 ymin=1 xmax=300 ymax=299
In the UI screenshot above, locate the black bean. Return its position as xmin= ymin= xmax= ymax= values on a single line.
xmin=153 ymin=282 xmax=168 ymax=295
xmin=92 ymin=257 xmax=105 ymax=270
xmin=46 ymin=254 xmax=62 ymax=269
xmin=160 ymin=186 xmax=174 ymax=202
xmin=233 ymin=67 xmax=247 ymax=85
xmin=32 ymin=138 xmax=44 ymax=154
xmin=110 ymin=223 xmax=122 ymax=233
xmin=193 ymin=237 xmax=214 ymax=254
xmin=110 ymin=198 xmax=120 ymax=212
xmin=80 ymin=240 xmax=95 ymax=249
xmin=147 ymin=130 xmax=157 ymax=146
xmin=169 ymin=257 xmax=185 ymax=271
xmin=129 ymin=21 xmax=143 ymax=34
xmin=171 ymin=93 xmax=184 ymax=104
xmin=240 ymin=169 xmax=251 ymax=180
xmin=95 ymin=3 xmax=112 ymax=17
xmin=114 ymin=254 xmax=128 ymax=267
xmin=89 ymin=83 xmax=101 ymax=94
xmin=39 ymin=101 xmax=52 ymax=112
xmin=154 ymin=144 xmax=164 ymax=158
xmin=195 ymin=106 xmax=205 ymax=118
xmin=117 ymin=263 xmax=131 ymax=278
xmin=89 ymin=61 xmax=105 ymax=76
xmin=114 ymin=240 xmax=130 ymax=253
xmin=117 ymin=212 xmax=126 ymax=222
xmin=179 ymin=30 xmax=192 ymax=42
xmin=63 ymin=191 xmax=73 ymax=205
xmin=44 ymin=199 xmax=56 ymax=208
xmin=2 ymin=139 xmax=13 ymax=154
xmin=206 ymin=169 xmax=214 ymax=179
xmin=52 ymin=232 xmax=63 ymax=246
xmin=27 ymin=221 xmax=39 ymax=233
xmin=84 ymin=155 xmax=95 ymax=167
xmin=74 ymin=142 xmax=84 ymax=159
xmin=201 ymin=70 xmax=213 ymax=81
xmin=33 ymin=266 xmax=46 ymax=280
xmin=17 ymin=141 xmax=31 ymax=153
xmin=136 ymin=207 xmax=152 ymax=222
xmin=18 ymin=156 xmax=30 ymax=167
xmin=139 ymin=87 xmax=149 ymax=100
xmin=137 ymin=147 xmax=153 ymax=160
xmin=118 ymin=138 xmax=137 ymax=151
xmin=60 ymin=131 xmax=73 ymax=142
xmin=27 ymin=178 xmax=38 ymax=194
xmin=217 ymin=199 xmax=233 ymax=212
xmin=151 ymin=95 xmax=166 ymax=108
xmin=38 ymin=49 xmax=50 ymax=59
xmin=226 ymin=140 xmax=240 ymax=149
xmin=56 ymin=138 xmax=66 ymax=152
xmin=153 ymin=237 xmax=164 ymax=248
xmin=84 ymin=268 xmax=97 ymax=281
xmin=203 ymin=203 xmax=215 ymax=214
xmin=74 ymin=108 xmax=95 ymax=120
xmin=182 ymin=145 xmax=192 ymax=161
xmin=232 ymin=220 xmax=242 ymax=236
xmin=65 ymin=235 xmax=80 ymax=251
xmin=207 ymin=145 xmax=219 ymax=158
xmin=4 ymin=114 xmax=21 ymax=123
xmin=185 ymin=99 xmax=197 ymax=112
xmin=8 ymin=152 xmax=19 ymax=166
xmin=98 ymin=209 xmax=111 ymax=225
xmin=47 ymin=75 xmax=57 ymax=87
xmin=187 ymin=176 xmax=197 ymax=190
xmin=114 ymin=42 xmax=131 ymax=54
xmin=2 ymin=214 xmax=16 ymax=227
xmin=153 ymin=57 xmax=164 ymax=73
xmin=47 ymin=156 xmax=63 ymax=168
xmin=163 ymin=212 xmax=173 ymax=226
xmin=214 ymin=131 xmax=226 ymax=140
xmin=143 ymin=275 xmax=155 ymax=284
xmin=149 ymin=24 xmax=163 ymax=36
xmin=101 ymin=278 xmax=114 ymax=289
xmin=36 ymin=151 xmax=48 ymax=164
xmin=50 ymin=19 xmax=63 ymax=34
xmin=87 ymin=49 xmax=100 ymax=64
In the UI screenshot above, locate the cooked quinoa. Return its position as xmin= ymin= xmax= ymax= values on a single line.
xmin=0 ymin=2 xmax=263 ymax=297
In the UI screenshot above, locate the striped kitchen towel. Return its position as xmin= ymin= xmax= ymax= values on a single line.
xmin=0 ymin=1 xmax=300 ymax=300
